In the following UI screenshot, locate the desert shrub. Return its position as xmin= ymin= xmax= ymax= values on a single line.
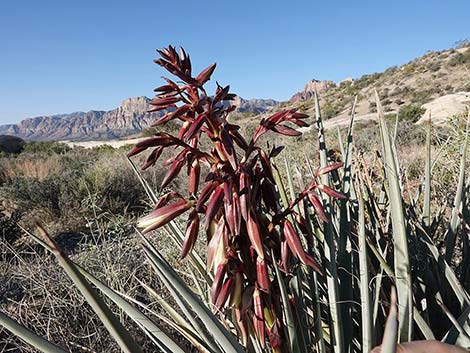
xmin=426 ymin=61 xmax=441 ymax=72
xmin=354 ymin=72 xmax=382 ymax=89
xmin=449 ymin=49 xmax=470 ymax=66
xmin=390 ymin=84 xmax=413 ymax=97
xmin=1 ymin=177 xmax=62 ymax=219
xmin=0 ymin=147 xmax=162 ymax=237
xmin=21 ymin=141 xmax=71 ymax=155
xmin=141 ymin=121 xmax=180 ymax=137
xmin=383 ymin=65 xmax=398 ymax=75
xmin=394 ymin=98 xmax=405 ymax=105
xmin=462 ymin=82 xmax=470 ymax=92
xmin=395 ymin=119 xmax=426 ymax=145
xmin=455 ymin=39 xmax=470 ymax=49
xmin=0 ymin=154 xmax=66 ymax=182
xmin=440 ymin=51 xmax=450 ymax=59
xmin=401 ymin=62 xmax=417 ymax=75
xmin=398 ymin=104 xmax=426 ymax=123
xmin=382 ymin=98 xmax=392 ymax=106
xmin=322 ymin=102 xmax=341 ymax=119
xmin=78 ymin=155 xmax=148 ymax=214
xmin=410 ymin=89 xmax=436 ymax=105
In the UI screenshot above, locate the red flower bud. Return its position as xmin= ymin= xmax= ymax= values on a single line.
xmin=138 ymin=199 xmax=193 ymax=233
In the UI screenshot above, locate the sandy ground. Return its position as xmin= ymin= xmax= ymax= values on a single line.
xmin=63 ymin=137 xmax=146 ymax=149
xmin=299 ymin=109 xmax=398 ymax=134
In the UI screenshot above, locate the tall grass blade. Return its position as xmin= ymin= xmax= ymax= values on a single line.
xmin=140 ymin=242 xmax=220 ymax=352
xmin=342 ymin=96 xmax=357 ymax=200
xmin=22 ymin=226 xmax=186 ymax=353
xmin=443 ymin=304 xmax=470 ymax=348
xmin=337 ymin=99 xmax=357 ymax=350
xmin=127 ymin=155 xmax=158 ymax=204
xmin=77 ymin=265 xmax=187 ymax=353
xmin=295 ymin=166 xmax=327 ymax=353
xmin=413 ymin=308 xmax=435 ymax=340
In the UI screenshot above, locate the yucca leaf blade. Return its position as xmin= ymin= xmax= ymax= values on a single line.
xmin=138 ymin=234 xmax=245 ymax=353
xmin=32 ymin=225 xmax=144 ymax=353
xmin=314 ymin=91 xmax=344 ymax=353
xmin=376 ymin=91 xmax=413 ymax=342
xmin=0 ymin=312 xmax=68 ymax=353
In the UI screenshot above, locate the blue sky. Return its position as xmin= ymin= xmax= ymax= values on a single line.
xmin=0 ymin=0 xmax=469 ymax=124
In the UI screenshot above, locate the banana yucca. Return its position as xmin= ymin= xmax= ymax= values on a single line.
xmin=128 ymin=45 xmax=345 ymax=349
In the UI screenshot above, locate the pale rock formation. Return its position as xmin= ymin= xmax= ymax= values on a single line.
xmin=416 ymin=92 xmax=470 ymax=125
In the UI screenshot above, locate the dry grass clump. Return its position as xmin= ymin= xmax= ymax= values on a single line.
xmin=0 ymin=156 xmax=65 ymax=182
xmin=0 ymin=146 xmax=167 ymax=244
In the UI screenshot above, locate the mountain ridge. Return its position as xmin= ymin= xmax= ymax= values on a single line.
xmin=0 ymin=96 xmax=279 ymax=141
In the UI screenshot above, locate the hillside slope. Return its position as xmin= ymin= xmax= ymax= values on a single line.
xmin=287 ymin=46 xmax=470 ymax=121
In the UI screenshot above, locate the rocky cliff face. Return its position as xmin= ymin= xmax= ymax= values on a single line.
xmin=0 ymin=97 xmax=161 ymax=141
xmin=0 ymin=96 xmax=278 ymax=141
xmin=290 ymin=79 xmax=336 ymax=103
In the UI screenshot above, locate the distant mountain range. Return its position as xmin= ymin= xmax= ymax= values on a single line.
xmin=1 ymin=44 xmax=469 ymax=141
xmin=0 ymin=96 xmax=279 ymax=141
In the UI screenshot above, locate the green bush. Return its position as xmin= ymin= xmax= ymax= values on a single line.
xmin=322 ymin=102 xmax=342 ymax=119
xmin=141 ymin=121 xmax=180 ymax=137
xmin=398 ymin=104 xmax=426 ymax=123
xmin=449 ymin=49 xmax=470 ymax=66
xmin=21 ymin=141 xmax=71 ymax=155
xmin=426 ymin=61 xmax=441 ymax=72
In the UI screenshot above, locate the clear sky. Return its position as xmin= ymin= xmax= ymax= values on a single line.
xmin=1 ymin=0 xmax=469 ymax=124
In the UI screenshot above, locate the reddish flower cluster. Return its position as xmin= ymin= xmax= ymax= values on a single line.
xmin=129 ymin=46 xmax=345 ymax=349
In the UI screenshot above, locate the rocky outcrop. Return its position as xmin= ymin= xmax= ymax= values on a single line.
xmin=0 ymin=97 xmax=160 ymax=141
xmin=0 ymin=135 xmax=25 ymax=154
xmin=0 ymin=96 xmax=278 ymax=141
xmin=290 ymin=79 xmax=335 ymax=103
xmin=416 ymin=92 xmax=470 ymax=125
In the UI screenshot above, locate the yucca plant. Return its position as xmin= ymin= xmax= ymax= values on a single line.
xmin=1 ymin=46 xmax=470 ymax=353
xmin=127 ymin=45 xmax=347 ymax=352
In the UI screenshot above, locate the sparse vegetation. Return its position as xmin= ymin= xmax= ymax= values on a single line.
xmin=1 ymin=46 xmax=470 ymax=353
xmin=449 ymin=48 xmax=470 ymax=66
